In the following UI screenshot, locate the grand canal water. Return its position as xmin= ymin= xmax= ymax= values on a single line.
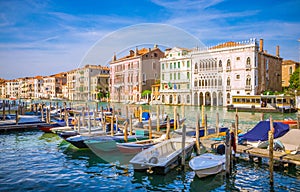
xmin=0 ymin=103 xmax=300 ymax=192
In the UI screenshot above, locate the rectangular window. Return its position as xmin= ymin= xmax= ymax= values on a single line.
xmin=174 ymin=62 xmax=176 ymax=69
xmin=170 ymin=73 xmax=172 ymax=80
xmin=162 ymin=63 xmax=164 ymax=70
xmin=162 ymin=74 xmax=164 ymax=80
xmin=187 ymin=60 xmax=190 ymax=68
xmin=178 ymin=72 xmax=180 ymax=80
xmin=174 ymin=73 xmax=176 ymax=80
xmin=178 ymin=62 xmax=180 ymax=68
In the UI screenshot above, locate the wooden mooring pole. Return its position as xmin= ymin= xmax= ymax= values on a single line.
xmin=148 ymin=117 xmax=152 ymax=139
xmin=204 ymin=114 xmax=208 ymax=137
xmin=216 ymin=112 xmax=219 ymax=135
xmin=166 ymin=117 xmax=171 ymax=140
xmin=156 ymin=105 xmax=160 ymax=132
xmin=129 ymin=115 xmax=133 ymax=136
xmin=195 ymin=113 xmax=201 ymax=155
xmin=225 ymin=129 xmax=232 ymax=176
xmin=269 ymin=116 xmax=274 ymax=185
xmin=181 ymin=124 xmax=186 ymax=166
xmin=2 ymin=100 xmax=5 ymax=121
xmin=124 ymin=120 xmax=128 ymax=143
xmin=173 ymin=106 xmax=177 ymax=130
xmin=111 ymin=107 xmax=115 ymax=136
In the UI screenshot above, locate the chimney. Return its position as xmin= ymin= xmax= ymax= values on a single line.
xmin=112 ymin=52 xmax=116 ymax=62
xmin=129 ymin=50 xmax=134 ymax=56
xmin=135 ymin=47 xmax=138 ymax=56
xmin=276 ymin=45 xmax=280 ymax=57
xmin=259 ymin=39 xmax=264 ymax=52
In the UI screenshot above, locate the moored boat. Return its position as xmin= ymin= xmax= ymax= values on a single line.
xmin=238 ymin=121 xmax=289 ymax=148
xmin=189 ymin=153 xmax=225 ymax=178
xmin=84 ymin=135 xmax=148 ymax=164
xmin=129 ymin=137 xmax=195 ymax=174
xmin=116 ymin=135 xmax=166 ymax=154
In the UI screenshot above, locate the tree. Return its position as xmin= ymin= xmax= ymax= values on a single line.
xmin=289 ymin=67 xmax=300 ymax=90
xmin=141 ymin=90 xmax=151 ymax=100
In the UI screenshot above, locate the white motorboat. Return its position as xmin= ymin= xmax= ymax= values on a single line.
xmin=129 ymin=137 xmax=195 ymax=174
xmin=189 ymin=153 xmax=225 ymax=178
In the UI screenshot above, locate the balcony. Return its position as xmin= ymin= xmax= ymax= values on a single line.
xmin=226 ymin=86 xmax=231 ymax=91
xmin=226 ymin=66 xmax=231 ymax=72
xmin=246 ymin=64 xmax=251 ymax=70
xmin=245 ymin=85 xmax=252 ymax=91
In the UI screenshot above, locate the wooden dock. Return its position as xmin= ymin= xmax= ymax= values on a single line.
xmin=200 ymin=138 xmax=300 ymax=166
xmin=0 ymin=121 xmax=48 ymax=132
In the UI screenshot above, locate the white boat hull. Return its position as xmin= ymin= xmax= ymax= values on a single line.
xmin=189 ymin=153 xmax=225 ymax=178
xmin=130 ymin=137 xmax=195 ymax=174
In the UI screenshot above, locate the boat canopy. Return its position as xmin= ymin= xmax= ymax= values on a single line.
xmin=240 ymin=121 xmax=289 ymax=142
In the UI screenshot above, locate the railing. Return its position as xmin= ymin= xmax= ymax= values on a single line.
xmin=226 ymin=86 xmax=231 ymax=91
xmin=245 ymin=85 xmax=252 ymax=91
xmin=246 ymin=64 xmax=251 ymax=70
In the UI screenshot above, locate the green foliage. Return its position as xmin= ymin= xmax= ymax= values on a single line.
xmin=262 ymin=90 xmax=274 ymax=95
xmin=289 ymin=67 xmax=300 ymax=90
xmin=141 ymin=90 xmax=151 ymax=97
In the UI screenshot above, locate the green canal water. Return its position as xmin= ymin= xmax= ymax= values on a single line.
xmin=0 ymin=103 xmax=299 ymax=191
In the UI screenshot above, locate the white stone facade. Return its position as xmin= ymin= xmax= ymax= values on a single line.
xmin=160 ymin=47 xmax=192 ymax=105
xmin=191 ymin=39 xmax=258 ymax=106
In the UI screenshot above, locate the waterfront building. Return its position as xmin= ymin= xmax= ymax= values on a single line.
xmin=0 ymin=79 xmax=5 ymax=98
xmin=110 ymin=46 xmax=164 ymax=103
xmin=66 ymin=69 xmax=76 ymax=100
xmin=159 ymin=47 xmax=192 ymax=105
xmin=33 ymin=76 xmax=44 ymax=99
xmin=282 ymin=60 xmax=300 ymax=89
xmin=5 ymin=79 xmax=20 ymax=99
xmin=191 ymin=38 xmax=283 ymax=106
xmin=150 ymin=84 xmax=161 ymax=104
xmin=90 ymin=67 xmax=110 ymax=101
xmin=42 ymin=73 xmax=67 ymax=99
xmin=74 ymin=65 xmax=109 ymax=101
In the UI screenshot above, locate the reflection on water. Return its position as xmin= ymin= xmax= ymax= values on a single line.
xmin=1 ymin=103 xmax=300 ymax=192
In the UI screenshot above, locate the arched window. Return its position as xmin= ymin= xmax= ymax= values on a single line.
xmin=218 ymin=77 xmax=222 ymax=86
xmin=187 ymin=95 xmax=190 ymax=103
xmin=178 ymin=95 xmax=181 ymax=104
xmin=219 ymin=60 xmax=222 ymax=68
xmin=289 ymin=66 xmax=293 ymax=75
xmin=195 ymin=63 xmax=198 ymax=70
xmin=247 ymin=57 xmax=251 ymax=65
xmin=227 ymin=59 xmax=231 ymax=67
xmin=246 ymin=75 xmax=251 ymax=85
xmin=169 ymin=95 xmax=173 ymax=104
xmin=194 ymin=80 xmax=197 ymax=87
xmin=227 ymin=77 xmax=230 ymax=86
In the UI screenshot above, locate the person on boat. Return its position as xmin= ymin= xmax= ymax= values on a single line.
xmin=164 ymin=115 xmax=168 ymax=121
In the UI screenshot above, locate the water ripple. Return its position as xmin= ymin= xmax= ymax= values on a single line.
xmin=0 ymin=130 xmax=300 ymax=192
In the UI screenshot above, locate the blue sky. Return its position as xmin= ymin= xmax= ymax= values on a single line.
xmin=0 ymin=0 xmax=299 ymax=80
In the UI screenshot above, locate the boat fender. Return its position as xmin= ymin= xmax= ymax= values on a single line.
xmin=71 ymin=118 xmax=77 ymax=125
xmin=148 ymin=156 xmax=158 ymax=164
